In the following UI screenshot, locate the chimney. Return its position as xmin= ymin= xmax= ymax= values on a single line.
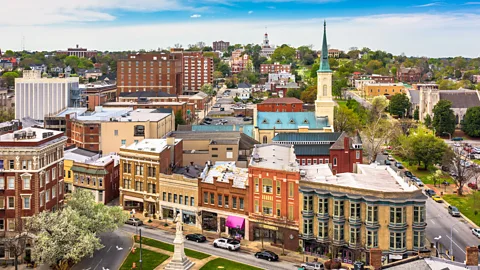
xmin=466 ymin=246 xmax=479 ymax=266
xmin=344 ymin=136 xmax=349 ymax=152
xmin=369 ymin=248 xmax=383 ymax=270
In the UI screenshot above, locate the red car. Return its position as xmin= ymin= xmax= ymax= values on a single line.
xmin=468 ymin=183 xmax=478 ymax=190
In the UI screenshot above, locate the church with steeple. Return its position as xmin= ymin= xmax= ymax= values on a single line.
xmin=253 ymin=21 xmax=335 ymax=143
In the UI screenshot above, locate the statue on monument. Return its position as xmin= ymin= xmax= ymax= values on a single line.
xmin=174 ymin=212 xmax=183 ymax=233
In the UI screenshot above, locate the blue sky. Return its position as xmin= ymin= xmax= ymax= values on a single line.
xmin=2 ymin=0 xmax=480 ymax=57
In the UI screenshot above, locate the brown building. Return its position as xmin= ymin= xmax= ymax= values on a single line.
xmin=363 ymin=83 xmax=405 ymax=97
xmin=257 ymin=97 xmax=304 ymax=112
xmin=248 ymin=144 xmax=300 ymax=251
xmin=397 ymin=67 xmax=422 ymax=83
xmin=64 ymin=147 xmax=120 ymax=204
xmin=171 ymin=51 xmax=214 ymax=94
xmin=82 ymin=82 xmax=118 ymax=111
xmin=119 ymin=138 xmax=183 ymax=214
xmin=260 ymin=63 xmax=291 ymax=74
xmin=0 ymin=128 xmax=67 ymax=237
xmin=57 ymin=44 xmax=97 ymax=58
xmin=198 ymin=162 xmax=249 ymax=240
xmin=213 ymin=41 xmax=230 ymax=52
xmin=371 ymin=75 xmax=395 ymax=84
xmin=117 ymin=53 xmax=183 ymax=96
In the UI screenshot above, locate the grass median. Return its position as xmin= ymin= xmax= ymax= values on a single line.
xmin=199 ymin=258 xmax=262 ymax=270
xmin=120 ymin=248 xmax=169 ymax=270
xmin=136 ymin=236 xmax=210 ymax=259
xmin=443 ymin=192 xmax=480 ymax=226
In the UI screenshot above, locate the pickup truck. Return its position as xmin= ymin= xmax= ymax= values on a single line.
xmin=213 ymin=238 xmax=241 ymax=251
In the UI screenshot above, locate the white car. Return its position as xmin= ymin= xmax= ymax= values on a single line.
xmin=472 ymin=228 xmax=480 ymax=238
xmin=301 ymin=262 xmax=324 ymax=270
xmin=213 ymin=238 xmax=241 ymax=251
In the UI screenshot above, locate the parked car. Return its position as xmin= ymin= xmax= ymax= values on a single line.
xmin=442 ymin=181 xmax=450 ymax=186
xmin=125 ymin=218 xmax=143 ymax=226
xmin=204 ymin=117 xmax=213 ymax=122
xmin=186 ymin=234 xmax=207 ymax=243
xmin=384 ymin=160 xmax=391 ymax=165
xmin=254 ymin=250 xmax=279 ymax=261
xmin=412 ymin=177 xmax=424 ymax=187
xmin=448 ymin=206 xmax=461 ymax=217
xmin=388 ymin=155 xmax=395 ymax=161
xmin=468 ymin=183 xmax=478 ymax=190
xmin=425 ymin=189 xmax=436 ymax=197
xmin=220 ymin=119 xmax=228 ymax=123
xmin=452 ymin=137 xmax=464 ymax=141
xmin=472 ymin=228 xmax=480 ymax=238
xmin=243 ymin=117 xmax=252 ymax=121
xmin=432 ymin=195 xmax=443 ymax=203
xmin=395 ymin=162 xmax=404 ymax=169
xmin=383 ymin=150 xmax=389 ymax=155
xmin=453 ymin=143 xmax=461 ymax=147
xmin=301 ymin=262 xmax=325 ymax=270
xmin=404 ymin=171 xmax=413 ymax=178
xmin=213 ymin=238 xmax=241 ymax=251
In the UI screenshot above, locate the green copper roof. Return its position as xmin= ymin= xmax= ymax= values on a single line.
xmin=318 ymin=21 xmax=331 ymax=73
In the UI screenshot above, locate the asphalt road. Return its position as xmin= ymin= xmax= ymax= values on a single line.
xmin=73 ymin=230 xmax=132 ymax=270
xmin=120 ymin=225 xmax=298 ymax=270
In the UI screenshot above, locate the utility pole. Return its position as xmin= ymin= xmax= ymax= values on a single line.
xmin=139 ymin=229 xmax=143 ymax=270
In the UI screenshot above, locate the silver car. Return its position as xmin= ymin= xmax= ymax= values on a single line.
xmin=301 ymin=262 xmax=324 ymax=270
xmin=125 ymin=217 xmax=143 ymax=226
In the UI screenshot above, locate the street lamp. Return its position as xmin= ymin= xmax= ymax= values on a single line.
xmin=434 ymin=235 xmax=442 ymax=257
xmin=450 ymin=223 xmax=461 ymax=260
xmin=442 ymin=132 xmax=452 ymax=140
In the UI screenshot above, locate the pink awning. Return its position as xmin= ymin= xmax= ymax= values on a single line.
xmin=226 ymin=216 xmax=245 ymax=230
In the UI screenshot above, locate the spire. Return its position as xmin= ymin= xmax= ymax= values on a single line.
xmin=318 ymin=20 xmax=331 ymax=72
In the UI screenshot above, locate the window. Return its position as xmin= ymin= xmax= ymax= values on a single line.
xmin=40 ymin=192 xmax=44 ymax=207
xmin=9 ymin=160 xmax=14 ymax=169
xmin=325 ymin=159 xmax=329 ymax=164
xmin=390 ymin=207 xmax=406 ymax=224
xmin=0 ymin=197 xmax=3 ymax=209
xmin=413 ymin=231 xmax=425 ymax=249
xmin=318 ymin=222 xmax=328 ymax=238
xmin=350 ymin=227 xmax=360 ymax=245
xmin=0 ymin=177 xmax=4 ymax=190
xmin=318 ymin=198 xmax=328 ymax=215
xmin=413 ymin=206 xmax=425 ymax=223
xmin=148 ymin=167 xmax=156 ymax=178
xmin=190 ymin=197 xmax=194 ymax=206
xmin=135 ymin=181 xmax=143 ymax=191
xmin=366 ymin=205 xmax=378 ymax=223
xmin=210 ymin=193 xmax=214 ymax=204
xmin=123 ymin=179 xmax=132 ymax=189
xmin=254 ymin=200 xmax=259 ymax=213
xmin=99 ymin=191 xmax=103 ymax=202
xmin=52 ymin=185 xmax=56 ymax=198
xmin=303 ymin=219 xmax=313 ymax=235
xmin=288 ymin=182 xmax=294 ymax=197
xmin=334 ymin=200 xmax=344 ymax=217
xmin=46 ymin=189 xmax=50 ymax=202
xmin=7 ymin=197 xmax=14 ymax=209
xmin=121 ymin=139 xmax=126 ymax=145
xmin=203 ymin=192 xmax=208 ymax=204
xmin=262 ymin=179 xmax=273 ymax=193
xmin=367 ymin=230 xmax=379 ymax=248
xmin=114 ymin=130 xmax=118 ymax=136
xmin=135 ymin=165 xmax=143 ymax=176
xmin=239 ymin=198 xmax=244 ymax=210
xmin=212 ymin=148 xmax=218 ymax=151
xmin=218 ymin=194 xmax=222 ymax=206
xmin=23 ymin=197 xmax=31 ymax=209
xmin=211 ymin=154 xmax=218 ymax=158
xmin=262 ymin=136 xmax=267 ymax=144
xmin=7 ymin=219 xmax=14 ymax=232
xmin=303 ymin=195 xmax=313 ymax=211
xmin=262 ymin=201 xmax=273 ymax=215
xmin=276 ymin=181 xmax=281 ymax=195
xmin=174 ymin=194 xmax=178 ymax=203
xmin=52 ymin=167 xmax=56 ymax=180
xmin=288 ymin=205 xmax=294 ymax=220
xmin=276 ymin=202 xmax=281 ymax=216
xmin=356 ymin=151 xmax=360 ymax=159
xmin=254 ymin=178 xmax=259 ymax=193
xmin=333 ymin=224 xmax=344 ymax=241
xmin=0 ymin=219 xmax=3 ymax=231
xmin=22 ymin=160 xmax=26 ymax=170
xmin=390 ymin=232 xmax=406 ymax=250
xmin=168 ymin=193 xmax=172 ymax=202
xmin=45 ymin=171 xmax=50 ymax=184
xmin=163 ymin=192 xmax=166 ymax=201
xmin=99 ymin=178 xmax=103 ymax=187
xmin=333 ymin=157 xmax=337 ymax=166
xmin=350 ymin=202 xmax=361 ymax=218
xmin=7 ymin=177 xmax=14 ymax=189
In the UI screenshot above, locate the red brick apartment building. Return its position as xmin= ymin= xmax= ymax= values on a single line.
xmin=170 ymin=50 xmax=214 ymax=93
xmin=260 ymin=63 xmax=291 ymax=74
xmin=248 ymin=144 xmax=300 ymax=251
xmin=397 ymin=67 xmax=422 ymax=83
xmin=213 ymin=41 xmax=230 ymax=52
xmin=257 ymin=98 xmax=304 ymax=112
xmin=0 ymin=128 xmax=67 ymax=235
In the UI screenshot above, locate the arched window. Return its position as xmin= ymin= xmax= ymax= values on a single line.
xmin=263 ymin=136 xmax=268 ymax=144
xmin=333 ymin=157 xmax=337 ymax=166
xmin=323 ymin=85 xmax=328 ymax=96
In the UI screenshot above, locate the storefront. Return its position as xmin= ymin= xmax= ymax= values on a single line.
xmin=250 ymin=222 xmax=299 ymax=251
xmin=226 ymin=216 xmax=245 ymax=240
xmin=162 ymin=206 xmax=175 ymax=220
xmin=123 ymin=195 xmax=144 ymax=211
xmin=202 ymin=211 xmax=218 ymax=232
xmin=182 ymin=210 xmax=197 ymax=226
xmin=304 ymin=240 xmax=329 ymax=257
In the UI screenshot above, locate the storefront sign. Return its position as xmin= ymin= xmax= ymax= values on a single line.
xmin=259 ymin=224 xmax=278 ymax=231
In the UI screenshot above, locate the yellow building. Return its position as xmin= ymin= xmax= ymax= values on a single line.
xmin=363 ymin=83 xmax=405 ymax=97
xmin=299 ymin=164 xmax=426 ymax=265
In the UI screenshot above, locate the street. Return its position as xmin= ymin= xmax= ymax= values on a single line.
xmin=72 ymin=230 xmax=132 ymax=270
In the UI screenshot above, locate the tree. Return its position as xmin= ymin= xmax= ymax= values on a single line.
xmin=334 ymin=106 xmax=361 ymax=134
xmin=462 ymin=106 xmax=480 ymax=137
xmin=200 ymin=83 xmax=214 ymax=96
xmin=300 ymin=85 xmax=317 ymax=103
xmin=309 ymin=64 xmax=319 ymax=79
xmin=413 ymin=108 xmax=419 ymax=121
xmin=389 ymin=93 xmax=411 ymax=117
xmin=362 ymin=117 xmax=398 ymax=163
xmin=1 ymin=71 xmax=19 ymax=87
xmin=400 ymin=129 xmax=447 ymax=170
xmin=424 ymin=113 xmax=432 ymax=128
xmin=432 ymin=100 xmax=456 ymax=136
xmin=217 ymin=62 xmax=231 ymax=77
xmin=64 ymin=55 xmax=80 ymax=69
xmin=175 ymin=110 xmax=186 ymax=128
xmin=4 ymin=50 xmax=15 ymax=57
xmin=370 ymin=95 xmax=389 ymax=121
xmin=442 ymin=147 xmax=480 ymax=196
xmin=332 ymin=77 xmax=348 ymax=98
xmin=271 ymin=45 xmax=296 ymax=64
xmin=428 ymin=169 xmax=443 ymax=187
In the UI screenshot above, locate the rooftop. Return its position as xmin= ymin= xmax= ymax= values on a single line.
xmin=438 ymin=89 xmax=480 ymax=108
xmin=178 ymin=124 xmax=255 ymax=138
xmin=65 ymin=147 xmax=119 ymax=166
xmin=301 ymin=163 xmax=418 ymax=192
xmin=103 ymin=101 xmax=185 ymax=106
xmin=119 ymin=90 xmax=176 ymax=98
xmin=256 ymin=112 xmax=329 ymax=130
xmin=261 ymin=97 xmax=304 ymax=104
xmin=250 ymin=144 xmax=299 ymax=172
xmin=272 ymin=132 xmax=342 ymax=143
xmin=173 ymin=164 xmax=205 ymax=179
xmin=0 ymin=127 xmax=63 ymax=143
xmin=200 ymin=161 xmax=248 ymax=189
xmin=59 ymin=106 xmax=171 ymax=122
xmin=122 ymin=138 xmax=182 ymax=153
xmin=364 ymin=83 xmax=405 ymax=87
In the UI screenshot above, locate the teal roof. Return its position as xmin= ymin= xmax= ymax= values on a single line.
xmin=191 ymin=125 xmax=254 ymax=138
xmin=257 ymin=112 xmax=329 ymax=130
xmin=294 ymin=145 xmax=331 ymax=156
xmin=272 ymin=132 xmax=342 ymax=142
xmin=318 ymin=21 xmax=331 ymax=73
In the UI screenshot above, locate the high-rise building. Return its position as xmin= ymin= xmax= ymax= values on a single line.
xmin=213 ymin=41 xmax=230 ymax=52
xmin=14 ymin=70 xmax=80 ymax=122
xmin=170 ymin=51 xmax=214 ymax=93
xmin=116 ymin=53 xmax=183 ymax=96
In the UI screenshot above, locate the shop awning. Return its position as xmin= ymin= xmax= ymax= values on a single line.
xmin=123 ymin=195 xmax=143 ymax=203
xmin=226 ymin=216 xmax=245 ymax=230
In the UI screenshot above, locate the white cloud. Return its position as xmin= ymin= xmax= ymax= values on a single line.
xmin=413 ymin=2 xmax=443 ymax=7
xmin=190 ymin=14 xmax=202 ymax=18
xmin=248 ymin=10 xmax=254 ymax=14
xmin=2 ymin=13 xmax=480 ymax=57
xmin=464 ymin=1 xmax=480 ymax=4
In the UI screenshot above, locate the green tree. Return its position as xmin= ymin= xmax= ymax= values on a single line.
xmin=389 ymin=93 xmax=411 ymax=117
xmin=217 ymin=62 xmax=231 ymax=77
xmin=432 ymin=100 xmax=456 ymax=136
xmin=462 ymin=106 xmax=480 ymax=137
xmin=370 ymin=95 xmax=389 ymax=120
xmin=4 ymin=50 xmax=15 ymax=57
xmin=413 ymin=108 xmax=419 ymax=121
xmin=1 ymin=71 xmax=20 ymax=87
xmin=400 ymin=129 xmax=447 ymax=169
xmin=200 ymin=83 xmax=214 ymax=96
xmin=334 ymin=106 xmax=361 ymax=134
xmin=309 ymin=64 xmax=319 ymax=78
xmin=64 ymin=55 xmax=80 ymax=69
xmin=175 ymin=110 xmax=186 ymax=128
xmin=271 ymin=45 xmax=296 ymax=64
xmin=300 ymin=85 xmax=317 ymax=103
xmin=424 ymin=113 xmax=432 ymax=128
xmin=427 ymin=169 xmax=443 ymax=187
xmin=332 ymin=77 xmax=348 ymax=98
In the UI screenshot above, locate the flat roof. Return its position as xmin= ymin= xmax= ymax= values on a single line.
xmin=122 ymin=138 xmax=182 ymax=153
xmin=301 ymin=163 xmax=418 ymax=192
xmin=58 ymin=107 xmax=171 ymax=122
xmin=249 ymin=144 xmax=299 ymax=172
xmin=201 ymin=161 xmax=248 ymax=189
xmin=103 ymin=101 xmax=186 ymax=106
xmin=0 ymin=127 xmax=63 ymax=143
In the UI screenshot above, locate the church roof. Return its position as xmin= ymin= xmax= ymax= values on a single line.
xmin=257 ymin=112 xmax=329 ymax=130
xmin=272 ymin=132 xmax=342 ymax=142
xmin=318 ymin=21 xmax=331 ymax=73
xmin=407 ymin=89 xmax=420 ymax=105
xmin=438 ymin=90 xmax=480 ymax=108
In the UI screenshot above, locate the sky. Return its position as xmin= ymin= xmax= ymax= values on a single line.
xmin=1 ymin=0 xmax=480 ymax=57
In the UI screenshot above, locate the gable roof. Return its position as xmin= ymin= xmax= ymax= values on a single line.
xmin=262 ymin=98 xmax=304 ymax=104
xmin=257 ymin=112 xmax=329 ymax=130
xmin=438 ymin=89 xmax=480 ymax=108
xmin=272 ymin=132 xmax=342 ymax=142
xmin=330 ymin=132 xmax=363 ymax=150
xmin=238 ymin=82 xmax=252 ymax=88
xmin=407 ymin=89 xmax=420 ymax=104
xmin=294 ymin=144 xmax=331 ymax=156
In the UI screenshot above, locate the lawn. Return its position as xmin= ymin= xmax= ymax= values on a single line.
xmin=136 ymin=236 xmax=210 ymax=259
xmin=199 ymin=258 xmax=262 ymax=270
xmin=335 ymin=99 xmax=347 ymax=108
xmin=390 ymin=154 xmax=454 ymax=185
xmin=120 ymin=248 xmax=169 ymax=270
xmin=443 ymin=192 xmax=480 ymax=226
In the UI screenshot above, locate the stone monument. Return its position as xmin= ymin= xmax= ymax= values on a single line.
xmin=164 ymin=213 xmax=194 ymax=270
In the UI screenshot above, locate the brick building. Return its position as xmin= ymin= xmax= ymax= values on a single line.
xmin=260 ymin=63 xmax=291 ymax=74
xmin=199 ymin=162 xmax=249 ymax=240
xmin=257 ymin=98 xmax=304 ymax=112
xmin=213 ymin=41 xmax=230 ymax=52
xmin=363 ymin=83 xmax=406 ymax=97
xmin=230 ymin=49 xmax=251 ymax=74
xmin=397 ymin=67 xmax=422 ymax=83
xmin=117 ymin=53 xmax=183 ymax=96
xmin=371 ymin=75 xmax=395 ymax=83
xmin=57 ymin=44 xmax=97 ymax=58
xmin=248 ymin=144 xmax=300 ymax=251
xmin=272 ymin=132 xmax=363 ymax=173
xmin=170 ymin=50 xmax=214 ymax=94
xmin=0 ymin=128 xmax=67 ymax=236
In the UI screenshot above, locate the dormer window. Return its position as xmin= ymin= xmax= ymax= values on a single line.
xmin=262 ymin=119 xmax=268 ymax=124
xmin=289 ymin=119 xmax=295 ymax=124
xmin=303 ymin=119 xmax=309 ymax=124
xmin=276 ymin=119 xmax=282 ymax=124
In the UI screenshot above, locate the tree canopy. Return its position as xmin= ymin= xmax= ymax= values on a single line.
xmin=334 ymin=105 xmax=361 ymax=134
xmin=389 ymin=93 xmax=411 ymax=117
xmin=462 ymin=106 xmax=480 ymax=137
xmin=271 ymin=45 xmax=296 ymax=64
xmin=432 ymin=99 xmax=456 ymax=136
xmin=398 ymin=128 xmax=447 ymax=169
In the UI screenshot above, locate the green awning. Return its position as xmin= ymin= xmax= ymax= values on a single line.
xmin=70 ymin=166 xmax=87 ymax=173
xmin=71 ymin=166 xmax=108 ymax=175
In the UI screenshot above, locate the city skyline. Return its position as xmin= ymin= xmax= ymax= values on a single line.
xmin=2 ymin=1 xmax=480 ymax=57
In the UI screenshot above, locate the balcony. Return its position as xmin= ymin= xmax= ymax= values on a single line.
xmin=349 ymin=216 xmax=362 ymax=225
xmin=389 ymin=247 xmax=407 ymax=254
xmin=365 ymin=220 xmax=380 ymax=229
xmin=412 ymin=220 xmax=427 ymax=229
xmin=302 ymin=209 xmax=314 ymax=217
xmin=388 ymin=222 xmax=407 ymax=230
xmin=300 ymin=232 xmax=315 ymax=240
xmin=316 ymin=236 xmax=329 ymax=243
xmin=332 ymin=239 xmax=345 ymax=246
xmin=317 ymin=212 xmax=329 ymax=220
xmin=348 ymin=241 xmax=362 ymax=249
xmin=332 ymin=215 xmax=346 ymax=223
